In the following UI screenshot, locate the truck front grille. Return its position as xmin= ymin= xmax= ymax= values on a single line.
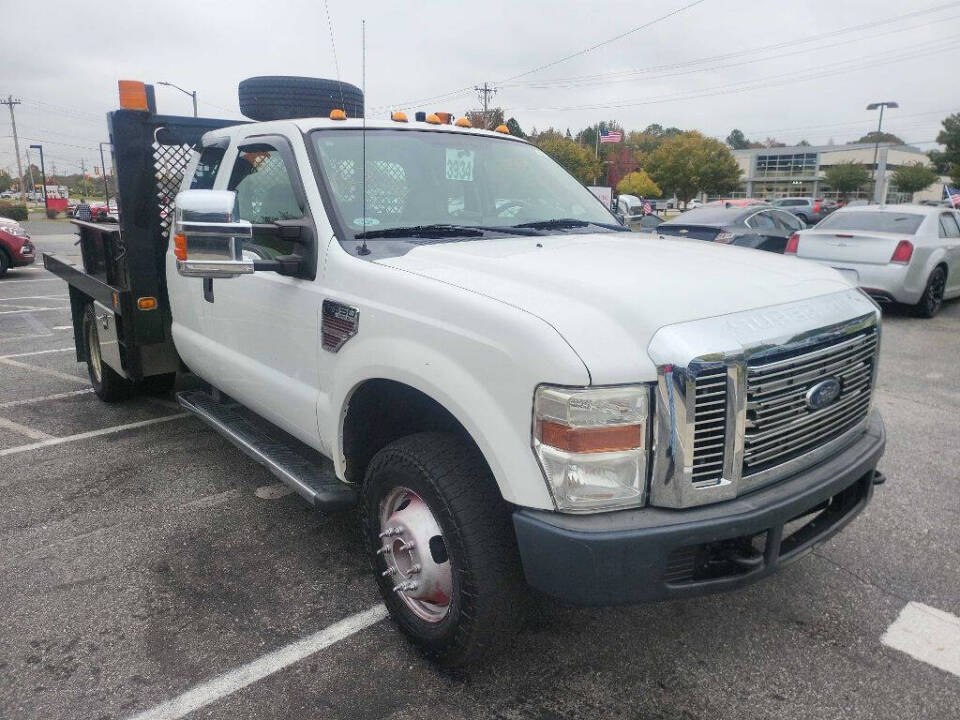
xmin=743 ymin=328 xmax=878 ymax=474
xmin=692 ymin=368 xmax=728 ymax=484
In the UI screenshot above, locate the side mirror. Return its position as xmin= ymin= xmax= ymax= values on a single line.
xmin=173 ymin=189 xmax=254 ymax=278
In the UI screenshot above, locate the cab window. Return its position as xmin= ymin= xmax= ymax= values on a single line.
xmin=227 ymin=143 xmax=303 ymax=256
xmin=189 ymin=147 xmax=225 ymax=190
xmin=772 ymin=210 xmax=802 ymax=231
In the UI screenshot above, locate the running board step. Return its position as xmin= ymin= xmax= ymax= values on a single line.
xmin=176 ymin=389 xmax=355 ymax=510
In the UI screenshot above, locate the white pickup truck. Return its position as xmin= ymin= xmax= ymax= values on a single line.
xmin=46 ymin=78 xmax=886 ymax=667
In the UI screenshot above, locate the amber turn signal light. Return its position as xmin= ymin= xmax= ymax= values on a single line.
xmin=137 ymin=296 xmax=158 ymax=311
xmin=537 ymin=420 xmax=644 ymax=454
xmin=118 ymin=80 xmax=149 ymax=111
xmin=174 ymin=233 xmax=187 ymax=261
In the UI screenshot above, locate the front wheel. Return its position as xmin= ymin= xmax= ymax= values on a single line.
xmin=83 ymin=305 xmax=132 ymax=402
xmin=361 ymin=432 xmax=526 ymax=668
xmin=914 ymin=266 xmax=946 ymax=318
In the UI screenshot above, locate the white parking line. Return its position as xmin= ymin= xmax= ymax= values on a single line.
xmin=0 ymin=357 xmax=88 ymax=384
xmin=0 ymin=417 xmax=54 ymax=441
xmin=0 ymin=413 xmax=188 ymax=460
xmin=0 ymin=389 xmax=93 ymax=409
xmin=0 ymin=306 xmax=70 ymax=315
xmin=881 ymin=601 xmax=960 ymax=678
xmin=0 ymin=347 xmax=73 ymax=359
xmin=127 ymin=604 xmax=388 ymax=720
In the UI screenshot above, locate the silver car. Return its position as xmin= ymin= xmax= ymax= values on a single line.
xmin=789 ymin=204 xmax=960 ymax=317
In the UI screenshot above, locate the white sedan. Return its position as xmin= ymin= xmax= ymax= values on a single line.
xmin=786 ymin=204 xmax=960 ymax=317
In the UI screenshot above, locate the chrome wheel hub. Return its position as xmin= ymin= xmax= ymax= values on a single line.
xmin=378 ymin=487 xmax=452 ymax=623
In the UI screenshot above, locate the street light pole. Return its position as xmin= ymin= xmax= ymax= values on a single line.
xmin=29 ymin=144 xmax=47 ymax=211
xmin=866 ymin=101 xmax=898 ymax=200
xmin=157 ymin=81 xmax=198 ymax=117
xmin=98 ymin=142 xmax=111 ymax=204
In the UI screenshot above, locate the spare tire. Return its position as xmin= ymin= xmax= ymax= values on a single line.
xmin=238 ymin=76 xmax=364 ymax=122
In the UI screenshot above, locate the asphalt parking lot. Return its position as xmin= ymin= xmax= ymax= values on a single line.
xmin=1 ymin=219 xmax=958 ymax=719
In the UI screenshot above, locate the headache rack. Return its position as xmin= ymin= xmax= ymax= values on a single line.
xmin=43 ymin=99 xmax=241 ymax=382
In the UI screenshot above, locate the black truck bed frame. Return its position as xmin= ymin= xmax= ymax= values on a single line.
xmin=43 ymin=107 xmax=241 ymax=381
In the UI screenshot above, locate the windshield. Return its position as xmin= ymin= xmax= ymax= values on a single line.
xmin=310 ymin=129 xmax=617 ymax=238
xmin=817 ymin=210 xmax=924 ymax=234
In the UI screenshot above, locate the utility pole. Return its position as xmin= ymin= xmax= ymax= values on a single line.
xmin=99 ymin=142 xmax=111 ymax=204
xmin=2 ymin=96 xmax=26 ymax=205
xmin=474 ymin=82 xmax=497 ymax=129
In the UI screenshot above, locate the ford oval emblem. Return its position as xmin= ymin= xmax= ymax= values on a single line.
xmin=806 ymin=378 xmax=841 ymax=411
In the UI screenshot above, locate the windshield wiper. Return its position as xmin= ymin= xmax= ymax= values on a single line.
xmin=511 ymin=218 xmax=629 ymax=232
xmin=355 ymin=223 xmax=540 ymax=240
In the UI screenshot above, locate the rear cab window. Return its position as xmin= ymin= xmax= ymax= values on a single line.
xmin=189 ymin=147 xmax=226 ymax=190
xmin=817 ymin=211 xmax=924 ymax=234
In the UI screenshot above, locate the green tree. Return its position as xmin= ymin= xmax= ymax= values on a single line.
xmin=726 ymin=129 xmax=750 ymax=149
xmin=823 ymin=161 xmax=870 ymax=200
xmin=646 ymin=131 xmax=741 ymax=206
xmin=931 ymin=112 xmax=960 ymax=183
xmin=505 ymin=117 xmax=526 ymax=139
xmin=535 ymin=132 xmax=602 ymax=184
xmin=0 ymin=170 xmax=12 ymax=192
xmin=616 ymin=171 xmax=661 ymax=197
xmin=851 ymin=131 xmax=904 ymax=145
xmin=891 ymin=161 xmax=938 ymax=196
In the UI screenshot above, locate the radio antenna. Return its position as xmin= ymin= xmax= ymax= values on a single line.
xmin=357 ymin=19 xmax=370 ymax=256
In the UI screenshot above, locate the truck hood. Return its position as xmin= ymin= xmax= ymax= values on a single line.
xmin=378 ymin=233 xmax=853 ymax=382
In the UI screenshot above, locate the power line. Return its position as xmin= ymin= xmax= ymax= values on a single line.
xmin=503 ymin=9 xmax=960 ymax=91
xmin=499 ymin=0 xmax=711 ymax=83
xmin=507 ymin=36 xmax=960 ymax=113
xmin=501 ymin=0 xmax=960 ymax=89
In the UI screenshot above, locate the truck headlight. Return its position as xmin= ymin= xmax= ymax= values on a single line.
xmin=533 ymin=385 xmax=650 ymax=512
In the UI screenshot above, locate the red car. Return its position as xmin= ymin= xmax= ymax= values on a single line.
xmin=0 ymin=222 xmax=36 ymax=276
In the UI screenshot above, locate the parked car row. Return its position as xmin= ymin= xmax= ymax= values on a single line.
xmin=650 ymin=199 xmax=959 ymax=317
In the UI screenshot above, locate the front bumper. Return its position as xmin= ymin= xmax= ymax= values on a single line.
xmin=12 ymin=241 xmax=36 ymax=266
xmin=513 ymin=410 xmax=884 ymax=606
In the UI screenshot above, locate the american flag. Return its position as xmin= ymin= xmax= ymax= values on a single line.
xmin=643 ymin=201 xmax=652 ymax=214
xmin=946 ymin=184 xmax=960 ymax=209
xmin=599 ymin=130 xmax=622 ymax=143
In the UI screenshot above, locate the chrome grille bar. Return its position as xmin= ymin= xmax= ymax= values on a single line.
xmin=691 ymin=367 xmax=728 ymax=485
xmin=743 ymin=327 xmax=877 ymax=475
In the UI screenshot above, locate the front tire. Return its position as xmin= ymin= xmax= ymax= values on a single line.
xmin=0 ymin=250 xmax=9 ymax=278
xmin=914 ymin=266 xmax=946 ymax=318
xmin=361 ymin=432 xmax=526 ymax=668
xmin=83 ymin=305 xmax=132 ymax=402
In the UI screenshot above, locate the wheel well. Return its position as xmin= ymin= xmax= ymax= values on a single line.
xmin=342 ymin=379 xmax=476 ymax=485
xmin=0 ymin=244 xmax=12 ymax=265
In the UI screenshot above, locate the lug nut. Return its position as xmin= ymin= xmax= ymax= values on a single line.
xmin=376 ymin=546 xmax=391 ymax=556
xmin=409 ymin=564 xmax=421 ymax=574
xmin=399 ymin=541 xmax=415 ymax=551
xmin=378 ymin=527 xmax=400 ymax=538
xmin=381 ymin=567 xmax=396 ymax=577
xmin=392 ymin=580 xmax=418 ymax=593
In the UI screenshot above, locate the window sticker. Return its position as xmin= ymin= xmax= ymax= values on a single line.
xmin=445 ymin=149 xmax=474 ymax=182
xmin=353 ymin=217 xmax=380 ymax=227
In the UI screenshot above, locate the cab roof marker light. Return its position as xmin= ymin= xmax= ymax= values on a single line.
xmin=454 ymin=117 xmax=471 ymax=128
xmin=391 ymin=111 xmax=408 ymax=122
xmin=330 ymin=108 xmax=347 ymax=120
xmin=425 ymin=113 xmax=442 ymax=125
xmin=494 ymin=124 xmax=510 ymax=134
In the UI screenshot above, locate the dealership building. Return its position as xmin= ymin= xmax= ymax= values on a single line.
xmin=731 ymin=142 xmax=943 ymax=204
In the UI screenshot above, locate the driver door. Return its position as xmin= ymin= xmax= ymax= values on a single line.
xmin=201 ymin=134 xmax=324 ymax=447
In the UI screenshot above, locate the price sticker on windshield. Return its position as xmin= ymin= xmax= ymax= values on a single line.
xmin=445 ymin=149 xmax=474 ymax=182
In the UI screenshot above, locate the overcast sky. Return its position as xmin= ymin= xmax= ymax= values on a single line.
xmin=2 ymin=0 xmax=958 ymax=176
